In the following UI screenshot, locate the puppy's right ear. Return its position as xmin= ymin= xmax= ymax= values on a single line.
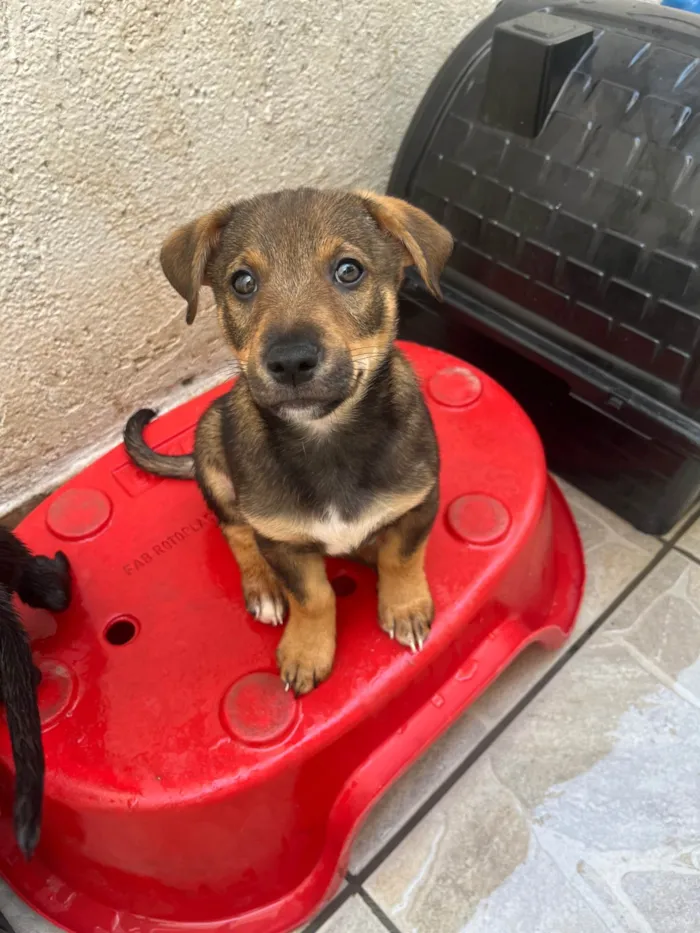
xmin=160 ymin=206 xmax=234 ymax=325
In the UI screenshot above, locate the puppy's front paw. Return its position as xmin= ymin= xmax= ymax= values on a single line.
xmin=277 ymin=625 xmax=335 ymax=696
xmin=245 ymin=583 xmax=287 ymax=626
xmin=379 ymin=594 xmax=434 ymax=652
xmin=241 ymin=566 xmax=287 ymax=626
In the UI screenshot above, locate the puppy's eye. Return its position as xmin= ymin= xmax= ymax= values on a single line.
xmin=334 ymin=258 xmax=365 ymax=287
xmin=231 ymin=270 xmax=258 ymax=298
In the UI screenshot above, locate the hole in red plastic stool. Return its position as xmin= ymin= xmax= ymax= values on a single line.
xmin=105 ymin=618 xmax=137 ymax=646
xmin=331 ymin=574 xmax=356 ymax=597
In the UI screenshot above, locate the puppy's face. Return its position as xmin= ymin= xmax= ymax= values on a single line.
xmin=160 ymin=188 xmax=452 ymax=422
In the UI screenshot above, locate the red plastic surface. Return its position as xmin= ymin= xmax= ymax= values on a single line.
xmin=2 ymin=343 xmax=584 ymax=933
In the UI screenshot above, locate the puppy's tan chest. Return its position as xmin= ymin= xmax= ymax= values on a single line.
xmin=248 ymin=489 xmax=428 ymax=555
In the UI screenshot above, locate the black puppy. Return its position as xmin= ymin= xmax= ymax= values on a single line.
xmin=0 ymin=528 xmax=70 ymax=858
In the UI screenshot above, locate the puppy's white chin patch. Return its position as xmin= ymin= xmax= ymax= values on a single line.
xmin=277 ymin=403 xmax=323 ymax=423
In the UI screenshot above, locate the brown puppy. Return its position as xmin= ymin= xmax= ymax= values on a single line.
xmin=125 ymin=188 xmax=452 ymax=694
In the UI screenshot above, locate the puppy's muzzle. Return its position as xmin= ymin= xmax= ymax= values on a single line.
xmin=264 ymin=336 xmax=323 ymax=387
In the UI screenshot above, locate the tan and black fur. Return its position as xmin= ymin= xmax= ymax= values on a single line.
xmin=125 ymin=188 xmax=452 ymax=695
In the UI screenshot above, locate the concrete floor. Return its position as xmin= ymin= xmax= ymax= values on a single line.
xmin=2 ymin=478 xmax=698 ymax=932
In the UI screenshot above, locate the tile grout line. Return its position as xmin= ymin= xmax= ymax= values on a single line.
xmin=350 ymin=508 xmax=698 ymax=888
xmin=357 ymin=887 xmax=403 ymax=933
xmin=302 ymin=881 xmax=402 ymax=933
xmin=655 ymin=500 xmax=700 ymax=548
xmin=671 ymin=544 xmax=700 ymax=566
xmin=304 ymin=882 xmax=357 ymax=932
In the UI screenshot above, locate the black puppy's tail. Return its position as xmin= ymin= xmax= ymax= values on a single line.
xmin=123 ymin=409 xmax=195 ymax=480
xmin=0 ymin=587 xmax=43 ymax=860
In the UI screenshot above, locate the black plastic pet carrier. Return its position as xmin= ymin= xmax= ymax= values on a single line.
xmin=393 ymin=0 xmax=700 ymax=533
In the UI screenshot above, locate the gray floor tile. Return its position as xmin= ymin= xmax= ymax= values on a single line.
xmin=622 ymin=871 xmax=700 ymax=933
xmin=350 ymin=711 xmax=486 ymax=874
xmin=366 ymin=755 xmax=610 ymax=933
xmin=367 ymin=568 xmax=700 ymax=932
xmin=604 ymin=550 xmax=700 ymax=701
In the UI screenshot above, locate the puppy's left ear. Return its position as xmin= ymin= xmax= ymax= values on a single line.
xmin=357 ymin=192 xmax=453 ymax=298
xmin=160 ymin=205 xmax=235 ymax=325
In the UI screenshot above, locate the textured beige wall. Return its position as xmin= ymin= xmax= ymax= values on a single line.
xmin=0 ymin=0 xmax=488 ymax=511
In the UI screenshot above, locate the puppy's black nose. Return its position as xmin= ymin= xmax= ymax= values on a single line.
xmin=265 ymin=338 xmax=321 ymax=385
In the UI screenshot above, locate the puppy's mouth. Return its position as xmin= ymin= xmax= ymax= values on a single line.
xmin=273 ymin=369 xmax=364 ymax=423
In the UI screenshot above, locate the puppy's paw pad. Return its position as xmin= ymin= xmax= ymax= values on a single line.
xmin=277 ymin=632 xmax=335 ymax=696
xmin=379 ymin=596 xmax=434 ymax=652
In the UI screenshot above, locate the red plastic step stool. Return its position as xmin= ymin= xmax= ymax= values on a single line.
xmin=1 ymin=343 xmax=584 ymax=933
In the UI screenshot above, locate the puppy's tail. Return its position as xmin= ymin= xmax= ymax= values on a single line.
xmin=0 ymin=586 xmax=44 ymax=860
xmin=123 ymin=409 xmax=195 ymax=480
